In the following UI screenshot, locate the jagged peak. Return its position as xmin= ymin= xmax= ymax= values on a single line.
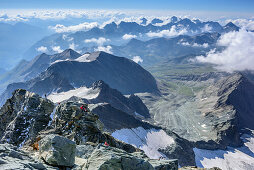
xmin=91 ymin=80 xmax=109 ymax=90
xmin=171 ymin=16 xmax=178 ymax=23
xmin=224 ymin=22 xmax=237 ymax=27
xmin=59 ymin=48 xmax=81 ymax=56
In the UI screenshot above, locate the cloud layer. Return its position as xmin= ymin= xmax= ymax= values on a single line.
xmin=146 ymin=25 xmax=187 ymax=37
xmin=122 ymin=34 xmax=137 ymax=40
xmin=49 ymin=22 xmax=98 ymax=33
xmin=196 ymin=29 xmax=254 ymax=72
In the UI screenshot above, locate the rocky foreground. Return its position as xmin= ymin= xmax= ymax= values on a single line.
xmin=0 ymin=89 xmax=222 ymax=169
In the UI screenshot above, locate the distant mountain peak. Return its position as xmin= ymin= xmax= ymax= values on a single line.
xmin=223 ymin=22 xmax=240 ymax=32
xmin=151 ymin=18 xmax=163 ymax=24
xmin=59 ymin=48 xmax=80 ymax=56
xmin=140 ymin=18 xmax=147 ymax=25
xmin=171 ymin=16 xmax=178 ymax=23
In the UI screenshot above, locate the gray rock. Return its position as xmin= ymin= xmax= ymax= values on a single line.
xmin=179 ymin=166 xmax=222 ymax=170
xmin=0 ymin=89 xmax=54 ymax=147
xmin=0 ymin=143 xmax=54 ymax=170
xmin=149 ymin=159 xmax=178 ymax=170
xmin=76 ymin=143 xmax=96 ymax=159
xmin=39 ymin=134 xmax=76 ymax=167
xmin=84 ymin=144 xmax=178 ymax=170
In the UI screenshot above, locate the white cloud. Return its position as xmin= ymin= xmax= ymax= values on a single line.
xmin=94 ymin=46 xmax=113 ymax=54
xmin=196 ymin=29 xmax=254 ymax=72
xmin=132 ymin=56 xmax=143 ymax=63
xmin=146 ymin=25 xmax=188 ymax=38
xmin=69 ymin=43 xmax=81 ymax=53
xmin=52 ymin=46 xmax=63 ymax=53
xmin=201 ymin=24 xmax=212 ymax=32
xmin=36 ymin=46 xmax=48 ymax=53
xmin=180 ymin=42 xmax=191 ymax=46
xmin=122 ymin=34 xmax=137 ymax=40
xmin=179 ymin=41 xmax=209 ymax=48
xmin=49 ymin=22 xmax=98 ymax=33
xmin=193 ymin=43 xmax=209 ymax=48
xmin=226 ymin=19 xmax=254 ymax=30
xmin=69 ymin=43 xmax=76 ymax=50
xmin=84 ymin=37 xmax=110 ymax=46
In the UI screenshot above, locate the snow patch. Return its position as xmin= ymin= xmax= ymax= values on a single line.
xmin=75 ymin=54 xmax=93 ymax=62
xmin=194 ymin=134 xmax=254 ymax=170
xmin=51 ymin=59 xmax=71 ymax=65
xmin=48 ymin=86 xmax=100 ymax=103
xmin=112 ymin=127 xmax=174 ymax=159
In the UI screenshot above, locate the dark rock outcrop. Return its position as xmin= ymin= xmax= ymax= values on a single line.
xmin=74 ymin=80 xmax=150 ymax=118
xmin=90 ymin=103 xmax=153 ymax=132
xmin=0 ymin=89 xmax=54 ymax=146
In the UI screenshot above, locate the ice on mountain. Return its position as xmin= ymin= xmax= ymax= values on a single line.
xmin=112 ymin=127 xmax=174 ymax=159
xmin=48 ymin=86 xmax=100 ymax=103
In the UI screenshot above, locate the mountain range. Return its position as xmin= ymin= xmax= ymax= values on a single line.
xmin=24 ymin=17 xmax=239 ymax=60
xmin=0 ymin=50 xmax=159 ymax=106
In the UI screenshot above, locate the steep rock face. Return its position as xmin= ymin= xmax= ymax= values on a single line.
xmin=86 ymin=80 xmax=150 ymax=118
xmin=90 ymin=103 xmax=153 ymax=132
xmin=216 ymin=73 xmax=254 ymax=130
xmin=194 ymin=73 xmax=254 ymax=149
xmin=0 ymin=89 xmax=54 ymax=146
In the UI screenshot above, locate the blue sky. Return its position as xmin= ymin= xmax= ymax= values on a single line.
xmin=1 ymin=0 xmax=254 ymax=12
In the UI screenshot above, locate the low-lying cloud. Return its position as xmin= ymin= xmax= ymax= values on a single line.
xmin=132 ymin=56 xmax=143 ymax=63
xmin=94 ymin=46 xmax=113 ymax=54
xmin=49 ymin=22 xmax=98 ymax=33
xmin=122 ymin=34 xmax=137 ymax=40
xmin=84 ymin=37 xmax=110 ymax=46
xmin=36 ymin=46 xmax=48 ymax=53
xmin=226 ymin=19 xmax=254 ymax=30
xmin=196 ymin=29 xmax=254 ymax=72
xmin=146 ymin=25 xmax=187 ymax=38
xmin=52 ymin=46 xmax=63 ymax=53
xmin=180 ymin=42 xmax=209 ymax=48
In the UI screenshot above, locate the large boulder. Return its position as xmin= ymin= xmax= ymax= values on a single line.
xmin=84 ymin=144 xmax=178 ymax=170
xmin=0 ymin=89 xmax=54 ymax=146
xmin=39 ymin=134 xmax=76 ymax=167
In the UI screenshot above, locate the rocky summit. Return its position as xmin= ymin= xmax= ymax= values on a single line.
xmin=0 ymin=89 xmax=181 ymax=169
